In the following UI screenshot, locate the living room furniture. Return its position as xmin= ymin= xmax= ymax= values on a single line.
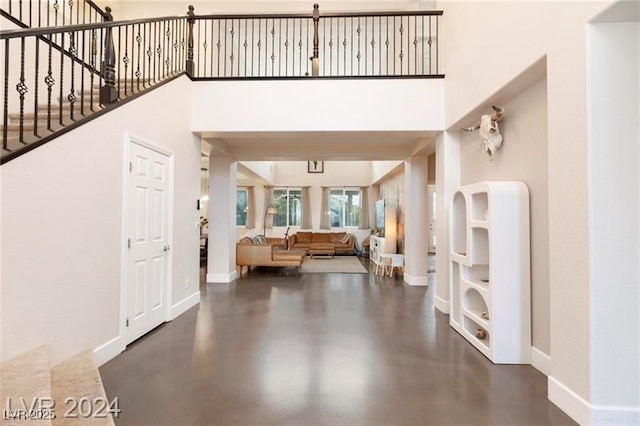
xmin=370 ymin=234 xmax=397 ymax=275
xmin=380 ymin=253 xmax=404 ymax=277
xmin=449 ymin=181 xmax=530 ymax=364
xmin=308 ymin=242 xmax=336 ymax=258
xmin=236 ymin=239 xmax=305 ymax=274
xmin=288 ymin=231 xmax=356 ymax=255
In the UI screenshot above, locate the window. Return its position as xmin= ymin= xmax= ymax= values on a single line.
xmin=330 ymin=188 xmax=360 ymax=228
xmin=272 ymin=188 xmax=302 ymax=227
xmin=236 ymin=189 xmax=248 ymax=226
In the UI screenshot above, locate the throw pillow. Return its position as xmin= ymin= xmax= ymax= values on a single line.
xmin=253 ymin=235 xmax=267 ymax=244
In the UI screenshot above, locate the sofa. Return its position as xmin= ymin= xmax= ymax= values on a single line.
xmin=236 ymin=236 xmax=305 ymax=274
xmin=288 ymin=231 xmax=356 ymax=255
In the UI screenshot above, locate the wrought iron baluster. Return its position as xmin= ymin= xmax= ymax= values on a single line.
xmin=270 ymin=21 xmax=275 ymax=76
xmin=386 ymin=17 xmax=389 ymax=75
xmin=202 ymin=21 xmax=208 ymax=77
xmin=278 ymin=19 xmax=281 ymax=76
xmin=379 ymin=16 xmax=381 ymax=75
xmin=237 ymin=19 xmax=241 ymax=77
xmin=251 ymin=19 xmax=255 ymax=77
xmin=17 ymin=37 xmax=27 ymax=143
xmin=122 ymin=26 xmax=128 ymax=96
xmin=364 ymin=17 xmax=367 ymax=75
xmin=371 ymin=18 xmax=376 ymax=76
xmin=217 ymin=19 xmax=222 ymax=77
xmin=34 ymin=37 xmax=39 ymax=136
xmin=325 ymin=18 xmax=333 ymax=75
xmin=357 ymin=18 xmax=361 ymax=75
xmin=46 ymin=34 xmax=54 ymax=127
xmin=3 ymin=39 xmax=10 ymax=151
xmin=421 ymin=16 xmax=425 ymax=75
xmin=399 ymin=18 xmax=404 ymax=75
xmin=224 ymin=19 xmax=228 ymax=77
xmin=306 ymin=17 xmax=309 ymax=76
xmin=230 ymin=19 xmax=235 ymax=77
xmin=285 ymin=19 xmax=289 ymax=76
xmin=81 ymin=30 xmax=85 ymax=114
xmin=58 ymin=32 xmax=64 ymax=123
xmin=336 ymin=18 xmax=339 ymax=75
xmin=298 ymin=18 xmax=302 ymax=76
xmin=435 ymin=15 xmax=438 ymax=74
xmin=257 ymin=19 xmax=261 ymax=77
xmin=414 ymin=16 xmax=418 ymax=75
xmin=135 ymin=25 xmax=141 ymax=91
xmin=343 ymin=17 xmax=347 ymax=76
xmin=244 ymin=19 xmax=248 ymax=77
xmin=67 ymin=0 xmax=72 ymax=26
xmin=116 ymin=27 xmax=121 ymax=95
xmin=351 ymin=17 xmax=353 ymax=75
xmin=393 ymin=17 xmax=396 ymax=75
xmin=68 ymin=31 xmax=77 ymax=121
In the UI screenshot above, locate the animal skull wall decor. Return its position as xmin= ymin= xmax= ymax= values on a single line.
xmin=463 ymin=106 xmax=505 ymax=160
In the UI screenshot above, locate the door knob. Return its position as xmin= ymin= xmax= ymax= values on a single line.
xmin=163 ymin=244 xmax=171 ymax=252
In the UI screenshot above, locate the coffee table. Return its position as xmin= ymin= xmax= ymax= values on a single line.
xmin=308 ymin=243 xmax=336 ymax=258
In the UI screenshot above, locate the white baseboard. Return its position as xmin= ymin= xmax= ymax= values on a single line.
xmin=548 ymin=376 xmax=640 ymax=425
xmin=171 ymin=291 xmax=201 ymax=320
xmin=549 ymin=376 xmax=591 ymax=425
xmin=531 ymin=347 xmax=550 ymax=376
xmin=435 ymin=295 xmax=450 ymax=313
xmin=93 ymin=335 xmax=125 ymax=367
xmin=403 ymin=273 xmax=429 ymax=286
xmin=206 ymin=271 xmax=237 ymax=283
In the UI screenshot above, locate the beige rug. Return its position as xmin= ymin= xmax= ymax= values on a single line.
xmin=300 ymin=256 xmax=368 ymax=274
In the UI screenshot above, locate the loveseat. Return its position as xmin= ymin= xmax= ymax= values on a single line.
xmin=288 ymin=231 xmax=356 ymax=255
xmin=236 ymin=236 xmax=305 ymax=274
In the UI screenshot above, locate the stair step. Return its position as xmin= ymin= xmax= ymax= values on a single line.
xmin=0 ymin=345 xmax=53 ymax=426
xmin=51 ymin=349 xmax=115 ymax=426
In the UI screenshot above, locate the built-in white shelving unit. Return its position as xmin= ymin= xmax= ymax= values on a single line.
xmin=449 ymin=181 xmax=531 ymax=364
xmin=370 ymin=206 xmax=397 ymax=271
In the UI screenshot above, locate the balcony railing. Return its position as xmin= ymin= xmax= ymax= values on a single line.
xmin=191 ymin=9 xmax=441 ymax=78
xmin=1 ymin=4 xmax=443 ymax=163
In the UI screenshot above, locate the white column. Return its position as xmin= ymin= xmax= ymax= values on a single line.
xmin=206 ymin=155 xmax=237 ymax=283
xmin=403 ymin=156 xmax=429 ymax=286
xmin=435 ymin=131 xmax=461 ymax=313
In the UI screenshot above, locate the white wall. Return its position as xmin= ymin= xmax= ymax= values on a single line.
xmin=459 ymin=77 xmax=549 ymax=355
xmin=192 ymin=79 xmax=444 ymax=133
xmin=372 ymin=160 xmax=403 ymax=183
xmin=588 ymin=21 xmax=640 ymax=410
xmin=1 ymin=76 xmax=200 ymax=365
xmin=437 ymin=0 xmax=640 ymax=421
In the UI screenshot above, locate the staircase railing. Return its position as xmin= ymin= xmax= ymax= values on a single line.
xmin=1 ymin=4 xmax=443 ymax=163
xmin=2 ymin=0 xmax=106 ymax=29
xmin=1 ymin=12 xmax=189 ymax=163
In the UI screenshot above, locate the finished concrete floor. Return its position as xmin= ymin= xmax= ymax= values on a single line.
xmin=100 ymin=262 xmax=575 ymax=425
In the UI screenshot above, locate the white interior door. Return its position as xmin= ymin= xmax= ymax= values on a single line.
xmin=125 ymin=140 xmax=172 ymax=345
xmin=428 ymin=184 xmax=437 ymax=253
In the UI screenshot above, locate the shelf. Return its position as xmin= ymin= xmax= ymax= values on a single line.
xmin=463 ymin=316 xmax=490 ymax=350
xmin=449 ymin=181 xmax=531 ymax=364
xmin=463 ymin=287 xmax=490 ymax=328
xmin=471 ymin=192 xmax=489 ymax=221
xmin=452 ymin=191 xmax=467 ymax=256
xmin=462 ymin=264 xmax=490 ymax=288
xmin=470 ymin=227 xmax=489 ymax=265
xmin=451 ymin=261 xmax=461 ymax=321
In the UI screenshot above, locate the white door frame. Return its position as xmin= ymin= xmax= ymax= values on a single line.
xmin=120 ymin=132 xmax=175 ymax=346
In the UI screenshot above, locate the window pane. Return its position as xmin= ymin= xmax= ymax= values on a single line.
xmin=272 ymin=189 xmax=287 ymax=227
xmin=288 ymin=189 xmax=302 ymax=227
xmin=236 ymin=190 xmax=248 ymax=226
xmin=345 ymin=190 xmax=360 ymax=227
xmin=330 ymin=190 xmax=344 ymax=227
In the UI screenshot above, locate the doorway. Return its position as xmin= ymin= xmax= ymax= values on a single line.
xmin=124 ymin=134 xmax=174 ymax=345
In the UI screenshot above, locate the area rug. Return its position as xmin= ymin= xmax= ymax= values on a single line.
xmin=300 ymin=256 xmax=368 ymax=274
